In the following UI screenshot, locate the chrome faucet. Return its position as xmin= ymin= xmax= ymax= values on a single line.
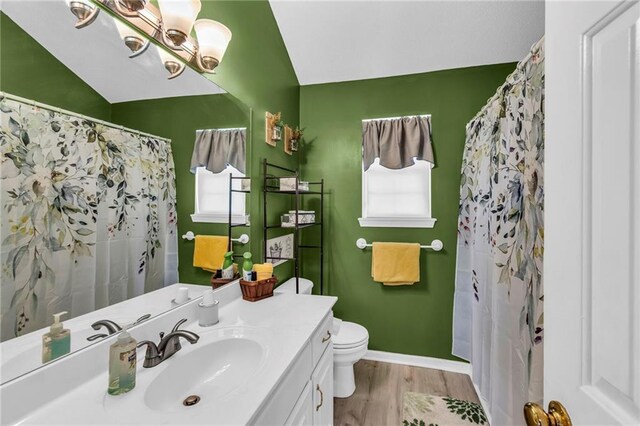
xmin=137 ymin=319 xmax=200 ymax=368
xmin=87 ymin=314 xmax=151 ymax=341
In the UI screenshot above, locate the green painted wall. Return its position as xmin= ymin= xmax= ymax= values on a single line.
xmin=111 ymin=94 xmax=251 ymax=285
xmin=0 ymin=13 xmax=111 ymax=120
xmin=112 ymin=0 xmax=301 ymax=284
xmin=200 ymin=0 xmax=301 ymax=283
xmin=299 ymin=64 xmax=516 ymax=359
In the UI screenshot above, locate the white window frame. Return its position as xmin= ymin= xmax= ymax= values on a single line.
xmin=358 ymin=158 xmax=437 ymax=228
xmin=191 ymin=165 xmax=249 ymax=224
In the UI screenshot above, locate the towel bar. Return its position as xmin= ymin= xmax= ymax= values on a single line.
xmin=355 ymin=238 xmax=443 ymax=251
xmin=182 ymin=231 xmax=249 ymax=244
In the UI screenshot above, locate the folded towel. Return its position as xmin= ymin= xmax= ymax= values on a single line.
xmin=253 ymin=263 xmax=274 ymax=281
xmin=193 ymin=235 xmax=229 ymax=272
xmin=371 ymin=242 xmax=420 ymax=286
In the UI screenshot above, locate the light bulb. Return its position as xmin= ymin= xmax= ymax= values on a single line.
xmin=194 ymin=19 xmax=232 ymax=71
xmin=157 ymin=0 xmax=201 ymax=46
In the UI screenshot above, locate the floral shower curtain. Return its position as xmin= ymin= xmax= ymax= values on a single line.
xmin=0 ymin=95 xmax=178 ymax=341
xmin=453 ymin=39 xmax=544 ymax=425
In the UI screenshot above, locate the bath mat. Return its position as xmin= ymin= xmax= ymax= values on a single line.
xmin=402 ymin=392 xmax=488 ymax=426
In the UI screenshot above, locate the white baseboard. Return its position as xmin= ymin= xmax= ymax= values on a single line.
xmin=362 ymin=350 xmax=492 ymax=425
xmin=362 ymin=350 xmax=471 ymax=375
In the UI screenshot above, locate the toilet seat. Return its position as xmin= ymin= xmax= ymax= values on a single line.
xmin=333 ymin=322 xmax=368 ymax=350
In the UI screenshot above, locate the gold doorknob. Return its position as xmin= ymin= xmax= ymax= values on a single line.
xmin=524 ymin=401 xmax=572 ymax=426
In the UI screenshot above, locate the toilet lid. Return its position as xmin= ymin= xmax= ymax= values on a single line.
xmin=333 ymin=322 xmax=368 ymax=349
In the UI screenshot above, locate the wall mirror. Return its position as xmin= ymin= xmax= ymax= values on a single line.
xmin=0 ymin=0 xmax=251 ymax=384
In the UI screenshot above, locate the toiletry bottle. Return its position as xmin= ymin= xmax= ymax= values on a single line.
xmin=222 ymin=251 xmax=234 ymax=279
xmin=198 ymin=289 xmax=220 ymax=327
xmin=42 ymin=311 xmax=71 ymax=363
xmin=108 ymin=327 xmax=137 ymax=395
xmin=242 ymin=252 xmax=253 ymax=281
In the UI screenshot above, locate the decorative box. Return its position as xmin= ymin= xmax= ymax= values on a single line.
xmin=281 ymin=210 xmax=316 ymax=227
xmin=279 ymin=178 xmax=309 ymax=192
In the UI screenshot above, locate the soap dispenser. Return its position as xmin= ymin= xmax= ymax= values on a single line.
xmin=108 ymin=327 xmax=137 ymax=395
xmin=222 ymin=251 xmax=234 ymax=279
xmin=42 ymin=311 xmax=71 ymax=363
xmin=241 ymin=252 xmax=253 ymax=281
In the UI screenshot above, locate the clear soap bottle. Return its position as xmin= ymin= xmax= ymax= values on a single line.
xmin=108 ymin=328 xmax=137 ymax=395
xmin=42 ymin=311 xmax=71 ymax=363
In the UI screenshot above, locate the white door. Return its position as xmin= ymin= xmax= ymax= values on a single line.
xmin=546 ymin=1 xmax=640 ymax=425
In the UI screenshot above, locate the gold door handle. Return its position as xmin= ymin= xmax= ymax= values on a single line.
xmin=322 ymin=330 xmax=331 ymax=343
xmin=524 ymin=400 xmax=572 ymax=426
xmin=316 ymin=384 xmax=324 ymax=411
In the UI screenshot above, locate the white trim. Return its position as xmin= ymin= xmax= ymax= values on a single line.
xmin=190 ymin=213 xmax=249 ymax=224
xmin=358 ymin=217 xmax=437 ymax=228
xmin=362 ymin=349 xmax=492 ymax=424
xmin=363 ymin=350 xmax=471 ymax=375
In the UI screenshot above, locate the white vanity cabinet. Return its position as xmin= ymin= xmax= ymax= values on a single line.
xmin=312 ymin=340 xmax=333 ymax=425
xmin=253 ymin=311 xmax=334 ymax=426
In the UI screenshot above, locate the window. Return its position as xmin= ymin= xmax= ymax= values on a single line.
xmin=359 ymin=158 xmax=436 ymax=228
xmin=191 ymin=165 xmax=248 ymax=224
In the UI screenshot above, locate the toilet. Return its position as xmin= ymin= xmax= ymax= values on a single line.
xmin=274 ymin=278 xmax=369 ymax=398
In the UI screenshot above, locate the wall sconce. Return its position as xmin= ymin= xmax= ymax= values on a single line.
xmin=157 ymin=0 xmax=201 ymax=47
xmin=194 ymin=19 xmax=232 ymax=72
xmin=64 ymin=0 xmax=99 ymax=29
xmin=158 ymin=48 xmax=186 ymax=80
xmin=114 ymin=20 xmax=149 ymax=58
xmin=65 ymin=0 xmax=232 ymax=79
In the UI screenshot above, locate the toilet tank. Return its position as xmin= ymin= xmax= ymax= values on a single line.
xmin=274 ymin=278 xmax=314 ymax=295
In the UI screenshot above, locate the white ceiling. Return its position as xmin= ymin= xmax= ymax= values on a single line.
xmin=0 ymin=0 xmax=225 ymax=104
xmin=269 ymin=0 xmax=545 ymax=85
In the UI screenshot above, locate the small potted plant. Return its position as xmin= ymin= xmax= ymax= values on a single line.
xmin=290 ymin=127 xmax=303 ymax=152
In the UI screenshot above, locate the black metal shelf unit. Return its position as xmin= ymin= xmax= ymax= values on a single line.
xmin=228 ymin=174 xmax=250 ymax=260
xmin=262 ymin=160 xmax=324 ymax=294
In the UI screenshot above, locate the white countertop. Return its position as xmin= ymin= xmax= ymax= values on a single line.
xmin=0 ymin=284 xmax=207 ymax=384
xmin=1 ymin=283 xmax=336 ymax=425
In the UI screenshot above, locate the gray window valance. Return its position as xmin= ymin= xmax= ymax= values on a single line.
xmin=190 ymin=128 xmax=246 ymax=174
xmin=362 ymin=115 xmax=434 ymax=171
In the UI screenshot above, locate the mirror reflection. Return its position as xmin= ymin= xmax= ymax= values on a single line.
xmin=0 ymin=0 xmax=250 ymax=383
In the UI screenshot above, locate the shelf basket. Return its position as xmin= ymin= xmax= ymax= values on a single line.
xmin=210 ymin=273 xmax=240 ymax=289
xmin=239 ymin=276 xmax=278 ymax=302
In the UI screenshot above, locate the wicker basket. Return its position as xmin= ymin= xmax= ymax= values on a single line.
xmin=239 ymin=276 xmax=277 ymax=302
xmin=211 ymin=273 xmax=240 ymax=289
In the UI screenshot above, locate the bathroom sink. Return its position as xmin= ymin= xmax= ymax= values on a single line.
xmin=144 ymin=336 xmax=265 ymax=412
xmin=102 ymin=326 xmax=271 ymax=420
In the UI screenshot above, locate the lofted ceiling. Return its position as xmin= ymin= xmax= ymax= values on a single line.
xmin=0 ymin=0 xmax=225 ymax=104
xmin=269 ymin=0 xmax=545 ymax=85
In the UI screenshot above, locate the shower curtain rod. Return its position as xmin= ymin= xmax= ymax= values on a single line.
xmin=468 ymin=35 xmax=545 ymax=124
xmin=198 ymin=127 xmax=247 ymax=131
xmin=362 ymin=114 xmax=431 ymax=122
xmin=0 ymin=92 xmax=171 ymax=143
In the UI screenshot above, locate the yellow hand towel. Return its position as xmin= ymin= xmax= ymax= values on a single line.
xmin=253 ymin=263 xmax=274 ymax=281
xmin=371 ymin=242 xmax=421 ymax=286
xmin=192 ymin=235 xmax=229 ymax=272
